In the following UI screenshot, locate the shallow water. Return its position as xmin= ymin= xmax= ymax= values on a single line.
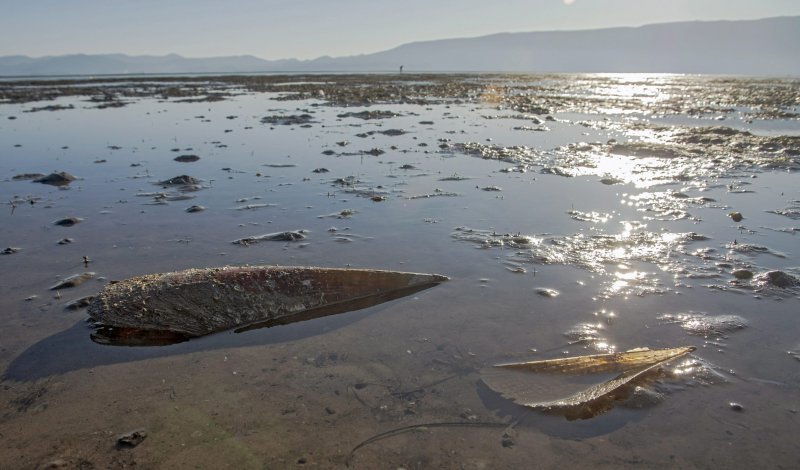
xmin=1 ymin=74 xmax=799 ymax=469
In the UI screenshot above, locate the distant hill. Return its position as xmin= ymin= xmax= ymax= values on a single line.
xmin=0 ymin=53 xmax=301 ymax=76
xmin=2 ymin=16 xmax=798 ymax=76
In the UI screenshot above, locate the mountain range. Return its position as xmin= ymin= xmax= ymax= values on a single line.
xmin=2 ymin=16 xmax=798 ymax=76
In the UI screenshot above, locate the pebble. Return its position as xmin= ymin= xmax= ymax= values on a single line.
xmin=756 ymin=270 xmax=800 ymax=288
xmin=50 ymin=272 xmax=96 ymax=290
xmin=33 ymin=171 xmax=76 ymax=186
xmin=159 ymin=175 xmax=201 ymax=185
xmin=535 ymin=287 xmax=560 ymax=297
xmin=732 ymin=269 xmax=754 ymax=280
xmin=730 ymin=402 xmax=744 ymax=411
xmin=53 ymin=217 xmax=83 ymax=227
xmin=174 ymin=154 xmax=200 ymax=162
xmin=729 ymin=212 xmax=744 ymax=222
xmin=38 ymin=459 xmax=69 ymax=469
xmin=117 ymin=428 xmax=147 ymax=448
xmin=185 ymin=205 xmax=205 ymax=213
xmin=64 ymin=295 xmax=95 ymax=311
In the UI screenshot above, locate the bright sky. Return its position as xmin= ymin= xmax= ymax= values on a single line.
xmin=2 ymin=0 xmax=799 ymax=59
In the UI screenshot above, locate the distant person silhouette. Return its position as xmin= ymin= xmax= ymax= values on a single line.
xmin=399 ymin=65 xmax=404 ymax=73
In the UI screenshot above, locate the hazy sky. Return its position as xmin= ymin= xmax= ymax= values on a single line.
xmin=2 ymin=0 xmax=799 ymax=59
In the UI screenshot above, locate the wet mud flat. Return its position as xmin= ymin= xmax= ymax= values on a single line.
xmin=1 ymin=73 xmax=799 ymax=469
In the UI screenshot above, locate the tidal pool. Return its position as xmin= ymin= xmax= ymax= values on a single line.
xmin=0 ymin=73 xmax=798 ymax=469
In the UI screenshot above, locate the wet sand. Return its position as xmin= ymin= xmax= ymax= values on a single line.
xmin=1 ymin=73 xmax=799 ymax=469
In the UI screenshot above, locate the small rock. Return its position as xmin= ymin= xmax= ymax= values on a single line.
xmin=501 ymin=433 xmax=514 ymax=448
xmin=64 ymin=295 xmax=95 ymax=311
xmin=732 ymin=269 xmax=753 ymax=280
xmin=729 ymin=212 xmax=744 ymax=222
xmin=729 ymin=402 xmax=744 ymax=412
xmin=535 ymin=287 xmax=560 ymax=297
xmin=186 ymin=205 xmax=205 ymax=213
xmin=54 ymin=217 xmax=83 ymax=227
xmin=57 ymin=238 xmax=74 ymax=245
xmin=117 ymin=428 xmax=147 ymax=448
xmin=159 ymin=175 xmax=201 ymax=186
xmin=312 ymin=168 xmax=330 ymax=173
xmin=33 ymin=172 xmax=76 ymax=186
xmin=174 ymin=154 xmax=200 ymax=163
xmin=232 ymin=230 xmax=307 ymax=245
xmin=38 ymin=459 xmax=69 ymax=469
xmin=2 ymin=247 xmax=21 ymax=255
xmin=756 ymin=270 xmax=799 ymax=288
xmin=50 ymin=272 xmax=96 ymax=290
xmin=12 ymin=173 xmax=45 ymax=181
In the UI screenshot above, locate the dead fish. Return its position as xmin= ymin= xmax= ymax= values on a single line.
xmin=50 ymin=272 xmax=96 ymax=290
xmin=232 ymin=230 xmax=307 ymax=244
xmin=482 ymin=346 xmax=694 ymax=420
xmin=88 ymin=265 xmax=448 ymax=341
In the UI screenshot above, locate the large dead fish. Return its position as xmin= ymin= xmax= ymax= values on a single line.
xmin=482 ymin=346 xmax=695 ymax=420
xmin=88 ymin=266 xmax=447 ymax=345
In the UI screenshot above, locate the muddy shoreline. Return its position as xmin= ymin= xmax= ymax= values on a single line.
xmin=1 ymin=73 xmax=798 ymax=469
